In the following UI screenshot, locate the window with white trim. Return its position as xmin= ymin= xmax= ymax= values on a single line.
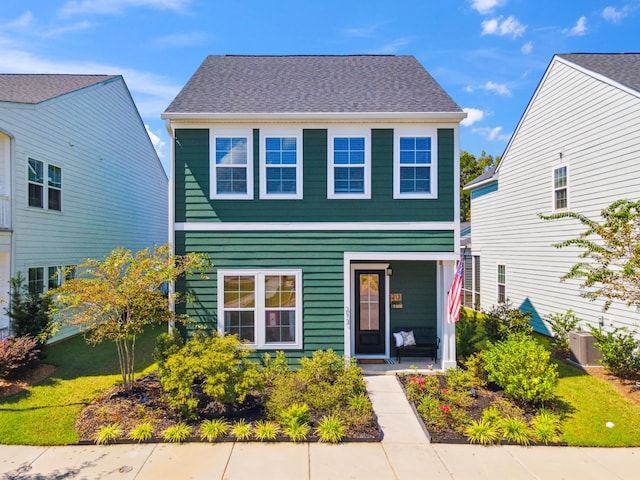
xmin=210 ymin=130 xmax=253 ymax=199
xmin=28 ymin=264 xmax=76 ymax=295
xmin=393 ymin=128 xmax=438 ymax=199
xmin=497 ymin=264 xmax=506 ymax=304
xmin=28 ymin=158 xmax=62 ymax=210
xmin=553 ymin=165 xmax=568 ymax=211
xmin=328 ymin=131 xmax=370 ymax=199
xmin=260 ymin=130 xmax=302 ymax=199
xmin=218 ymin=269 xmax=302 ymax=349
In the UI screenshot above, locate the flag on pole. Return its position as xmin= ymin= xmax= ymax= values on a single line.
xmin=446 ymin=252 xmax=465 ymax=324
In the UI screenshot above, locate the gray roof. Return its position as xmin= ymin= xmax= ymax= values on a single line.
xmin=164 ymin=55 xmax=462 ymax=115
xmin=0 ymin=74 xmax=118 ymax=104
xmin=464 ymin=165 xmax=498 ymax=188
xmin=557 ymin=53 xmax=640 ymax=93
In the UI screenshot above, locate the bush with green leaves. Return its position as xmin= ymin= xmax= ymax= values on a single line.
xmin=158 ymin=332 xmax=262 ymax=418
xmin=456 ymin=308 xmax=492 ymax=360
xmin=545 ymin=310 xmax=581 ymax=358
xmin=0 ymin=335 xmax=40 ymax=379
xmin=589 ymin=327 xmax=640 ymax=378
xmin=6 ymin=272 xmax=53 ymax=343
xmin=483 ymin=334 xmax=558 ymax=405
xmin=152 ymin=329 xmax=184 ymax=370
xmin=483 ymin=302 xmax=533 ymax=342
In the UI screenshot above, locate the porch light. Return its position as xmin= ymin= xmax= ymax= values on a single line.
xmin=386 ymin=267 xmax=393 ymax=276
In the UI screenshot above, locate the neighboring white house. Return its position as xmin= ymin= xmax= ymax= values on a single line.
xmin=0 ymin=74 xmax=168 ymax=338
xmin=466 ymin=53 xmax=640 ymax=335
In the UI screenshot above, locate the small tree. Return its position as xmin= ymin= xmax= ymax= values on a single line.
xmin=540 ymin=199 xmax=640 ymax=311
xmin=48 ymin=244 xmax=210 ymax=390
xmin=5 ymin=272 xmax=53 ymax=342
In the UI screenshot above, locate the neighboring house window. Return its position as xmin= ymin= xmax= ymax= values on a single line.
xmin=28 ymin=158 xmax=63 ymax=210
xmin=393 ymin=128 xmax=438 ymax=199
xmin=28 ymin=267 xmax=44 ymax=295
xmin=497 ymin=264 xmax=506 ymax=304
xmin=218 ymin=269 xmax=303 ymax=349
xmin=28 ymin=158 xmax=44 ymax=208
xmin=328 ymin=131 xmax=370 ymax=199
xmin=48 ymin=266 xmax=63 ymax=290
xmin=210 ymin=131 xmax=253 ymax=199
xmin=553 ymin=165 xmax=568 ymax=211
xmin=474 ymin=255 xmax=481 ymax=308
xmin=462 ymin=254 xmax=481 ymax=310
xmin=260 ymin=130 xmax=302 ymax=199
xmin=48 ymin=165 xmax=62 ymax=211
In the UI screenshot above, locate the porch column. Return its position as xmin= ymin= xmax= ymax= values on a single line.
xmin=440 ymin=260 xmax=457 ymax=370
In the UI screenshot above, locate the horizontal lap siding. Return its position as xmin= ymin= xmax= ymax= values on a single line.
xmin=471 ymin=59 xmax=640 ymax=334
xmin=175 ymin=230 xmax=453 ymax=360
xmin=174 ymin=127 xmax=455 ymax=223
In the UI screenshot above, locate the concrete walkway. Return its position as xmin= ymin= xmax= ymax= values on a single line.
xmin=1 ymin=375 xmax=639 ymax=479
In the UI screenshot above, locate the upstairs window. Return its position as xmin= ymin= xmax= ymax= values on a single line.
xmin=28 ymin=158 xmax=62 ymax=210
xmin=553 ymin=165 xmax=568 ymax=211
xmin=210 ymin=131 xmax=253 ymax=200
xmin=28 ymin=159 xmax=44 ymax=208
xmin=394 ymin=128 xmax=438 ymax=199
xmin=328 ymin=132 xmax=370 ymax=199
xmin=260 ymin=130 xmax=302 ymax=199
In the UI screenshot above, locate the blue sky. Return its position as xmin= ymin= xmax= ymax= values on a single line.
xmin=1 ymin=0 xmax=638 ymax=172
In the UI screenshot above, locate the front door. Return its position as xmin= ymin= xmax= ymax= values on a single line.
xmin=354 ymin=270 xmax=386 ymax=355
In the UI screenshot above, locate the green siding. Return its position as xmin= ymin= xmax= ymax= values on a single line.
xmin=175 ymin=230 xmax=453 ymax=360
xmin=174 ymin=128 xmax=455 ymax=223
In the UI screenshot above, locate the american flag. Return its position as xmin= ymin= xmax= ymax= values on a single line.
xmin=446 ymin=252 xmax=465 ymax=324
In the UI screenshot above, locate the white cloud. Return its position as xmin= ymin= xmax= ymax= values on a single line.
xmin=473 ymin=126 xmax=511 ymax=142
xmin=59 ymin=0 xmax=191 ymax=16
xmin=563 ymin=16 xmax=588 ymax=36
xmin=5 ymin=11 xmax=35 ymax=29
xmin=464 ymin=81 xmax=511 ymax=96
xmin=371 ymin=38 xmax=412 ymax=54
xmin=481 ymin=15 xmax=526 ymax=38
xmin=602 ymin=6 xmax=628 ymax=23
xmin=521 ymin=41 xmax=533 ymax=54
xmin=470 ymin=0 xmax=507 ymax=15
xmin=461 ymin=108 xmax=485 ymax=127
xmin=145 ymin=125 xmax=165 ymax=158
xmin=342 ymin=24 xmax=381 ymax=38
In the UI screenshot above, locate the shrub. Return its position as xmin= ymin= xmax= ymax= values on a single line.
xmin=297 ymin=349 xmax=345 ymax=384
xmin=231 ymin=420 xmax=252 ymax=440
xmin=456 ymin=309 xmax=491 ymax=360
xmin=199 ymin=419 xmax=228 ymax=442
xmin=152 ymin=329 xmax=184 ymax=371
xmin=163 ymin=423 xmax=192 ymax=443
xmin=545 ymin=310 xmax=581 ymax=358
xmin=254 ymin=420 xmax=279 ymax=441
xmin=6 ymin=272 xmax=54 ymax=343
xmin=483 ymin=302 xmax=533 ymax=342
xmin=315 ymin=415 xmax=347 ymax=443
xmin=279 ymin=403 xmax=311 ymax=428
xmin=590 ymin=327 xmax=640 ymax=378
xmin=0 ymin=335 xmax=40 ymax=379
xmin=462 ymin=352 xmax=488 ymax=387
xmin=129 ymin=422 xmax=154 ymax=443
xmin=159 ymin=333 xmax=262 ymax=418
xmin=483 ymin=334 xmax=558 ymax=404
xmin=261 ymin=350 xmax=289 ymax=387
xmin=465 ymin=418 xmax=500 ymax=445
xmin=500 ymin=417 xmax=532 ymax=446
xmin=95 ymin=424 xmax=122 ymax=445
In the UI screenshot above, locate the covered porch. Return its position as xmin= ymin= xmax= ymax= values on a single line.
xmin=343 ymin=252 xmax=459 ymax=370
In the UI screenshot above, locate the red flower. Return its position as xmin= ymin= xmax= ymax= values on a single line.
xmin=419 ymin=386 xmax=424 ymax=391
xmin=441 ymin=405 xmax=450 ymax=413
xmin=442 ymin=389 xmax=449 ymax=394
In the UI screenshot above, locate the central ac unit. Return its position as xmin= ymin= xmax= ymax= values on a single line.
xmin=569 ymin=331 xmax=602 ymax=367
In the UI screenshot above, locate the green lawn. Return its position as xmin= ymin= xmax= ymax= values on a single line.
xmin=555 ymin=360 xmax=640 ymax=447
xmin=0 ymin=326 xmax=161 ymax=445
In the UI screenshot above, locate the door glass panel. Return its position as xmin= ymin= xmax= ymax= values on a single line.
xmin=359 ymin=273 xmax=380 ymax=331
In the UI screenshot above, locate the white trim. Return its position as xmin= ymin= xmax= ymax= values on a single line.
xmin=259 ymin=128 xmax=303 ymax=200
xmin=175 ymin=221 xmax=456 ymax=232
xmin=210 ymin=128 xmax=254 ymax=200
xmin=393 ymin=126 xmax=438 ymax=199
xmin=349 ymin=263 xmax=390 ymax=359
xmin=163 ymin=111 xmax=468 ymax=122
xmin=327 ymin=127 xmax=371 ymax=199
xmin=217 ymin=268 xmax=303 ymax=350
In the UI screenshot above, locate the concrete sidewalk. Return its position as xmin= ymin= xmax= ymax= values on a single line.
xmin=1 ymin=375 xmax=639 ymax=479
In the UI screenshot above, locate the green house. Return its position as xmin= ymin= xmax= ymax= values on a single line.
xmin=162 ymin=55 xmax=465 ymax=368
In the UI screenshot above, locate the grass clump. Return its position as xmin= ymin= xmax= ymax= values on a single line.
xmin=465 ymin=418 xmax=500 ymax=445
xmin=254 ymin=420 xmax=279 ymax=441
xmin=162 ymin=423 xmax=192 ymax=443
xmin=199 ymin=419 xmax=228 ymax=442
xmin=231 ymin=420 xmax=252 ymax=441
xmin=315 ymin=415 xmax=347 ymax=443
xmin=95 ymin=423 xmax=121 ymax=445
xmin=129 ymin=422 xmax=154 ymax=443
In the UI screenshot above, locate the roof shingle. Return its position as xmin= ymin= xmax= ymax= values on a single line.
xmin=557 ymin=53 xmax=640 ymax=93
xmin=164 ymin=55 xmax=462 ymax=115
xmin=0 ymin=74 xmax=117 ymax=104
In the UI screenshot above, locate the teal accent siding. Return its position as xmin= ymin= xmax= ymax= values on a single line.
xmin=175 ymin=229 xmax=453 ymax=361
xmin=470 ymin=182 xmax=498 ymax=199
xmin=389 ymin=261 xmax=437 ymax=331
xmin=174 ymin=128 xmax=456 ymax=223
